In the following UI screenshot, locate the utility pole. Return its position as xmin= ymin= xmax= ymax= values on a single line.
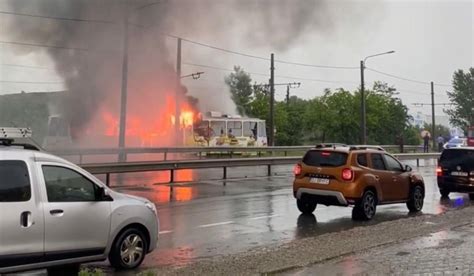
xmin=118 ymin=16 xmax=129 ymax=162
xmin=360 ymin=60 xmax=366 ymax=144
xmin=431 ymin=81 xmax=436 ymax=150
xmin=269 ymin=53 xmax=275 ymax=146
xmin=175 ymin=38 xmax=182 ymax=144
xmin=286 ymin=85 xmax=290 ymax=109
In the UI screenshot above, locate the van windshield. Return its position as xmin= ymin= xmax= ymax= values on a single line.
xmin=303 ymin=151 xmax=348 ymax=167
xmin=440 ymin=149 xmax=474 ymax=170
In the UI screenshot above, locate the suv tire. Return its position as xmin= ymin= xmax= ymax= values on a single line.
xmin=109 ymin=227 xmax=148 ymax=270
xmin=297 ymin=198 xmax=317 ymax=214
xmin=407 ymin=185 xmax=424 ymax=212
xmin=440 ymin=189 xmax=450 ymax=198
xmin=352 ymin=190 xmax=377 ymax=220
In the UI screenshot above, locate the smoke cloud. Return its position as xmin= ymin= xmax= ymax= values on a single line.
xmin=3 ymin=0 xmax=367 ymax=146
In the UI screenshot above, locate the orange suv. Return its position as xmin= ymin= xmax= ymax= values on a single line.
xmin=293 ymin=144 xmax=425 ymax=220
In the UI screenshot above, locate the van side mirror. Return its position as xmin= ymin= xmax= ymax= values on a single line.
xmin=405 ymin=165 xmax=413 ymax=172
xmin=97 ymin=186 xmax=113 ymax=201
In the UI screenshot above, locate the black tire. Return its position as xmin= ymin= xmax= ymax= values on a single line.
xmin=109 ymin=228 xmax=148 ymax=270
xmin=47 ymin=264 xmax=80 ymax=276
xmin=440 ymin=188 xmax=450 ymax=198
xmin=297 ymin=198 xmax=317 ymax=214
xmin=407 ymin=185 xmax=424 ymax=212
xmin=352 ymin=190 xmax=377 ymax=220
xmin=469 ymin=194 xmax=474 ymax=200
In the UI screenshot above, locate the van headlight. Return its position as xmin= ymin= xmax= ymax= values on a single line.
xmin=145 ymin=202 xmax=157 ymax=214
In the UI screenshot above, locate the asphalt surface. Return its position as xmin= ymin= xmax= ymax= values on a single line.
xmin=105 ymin=158 xmax=474 ymax=269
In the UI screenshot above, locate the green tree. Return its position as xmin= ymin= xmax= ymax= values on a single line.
xmin=224 ymin=66 xmax=253 ymax=116
xmin=446 ymin=68 xmax=474 ymax=130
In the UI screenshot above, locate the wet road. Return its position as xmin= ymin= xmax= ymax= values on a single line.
xmin=108 ymin=159 xmax=474 ymax=268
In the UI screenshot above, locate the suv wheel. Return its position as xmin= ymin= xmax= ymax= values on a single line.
xmin=109 ymin=228 xmax=148 ymax=270
xmin=353 ymin=190 xmax=377 ymax=220
xmin=440 ymin=189 xmax=450 ymax=198
xmin=407 ymin=185 xmax=424 ymax=212
xmin=296 ymin=198 xmax=317 ymax=214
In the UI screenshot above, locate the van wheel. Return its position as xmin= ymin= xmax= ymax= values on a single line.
xmin=352 ymin=190 xmax=377 ymax=220
xmin=407 ymin=185 xmax=424 ymax=212
xmin=297 ymin=199 xmax=317 ymax=214
xmin=109 ymin=228 xmax=148 ymax=270
xmin=440 ymin=189 xmax=450 ymax=198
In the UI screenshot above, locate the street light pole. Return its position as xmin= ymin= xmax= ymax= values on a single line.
xmin=118 ymin=16 xmax=129 ymax=162
xmin=360 ymin=60 xmax=366 ymax=144
xmin=117 ymin=1 xmax=163 ymax=162
xmin=175 ymin=38 xmax=182 ymax=144
xmin=360 ymin=50 xmax=395 ymax=145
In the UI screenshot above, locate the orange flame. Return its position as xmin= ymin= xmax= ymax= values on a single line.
xmin=97 ymin=95 xmax=198 ymax=147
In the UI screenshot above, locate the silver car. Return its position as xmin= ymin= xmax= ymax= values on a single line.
xmin=0 ymin=146 xmax=159 ymax=274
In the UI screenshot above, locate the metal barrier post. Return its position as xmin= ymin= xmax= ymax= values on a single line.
xmin=164 ymin=151 xmax=168 ymax=161
xmin=267 ymin=165 xmax=272 ymax=176
xmin=170 ymin=169 xmax=174 ymax=183
xmin=223 ymin=167 xmax=227 ymax=179
xmin=416 ymin=158 xmax=420 ymax=167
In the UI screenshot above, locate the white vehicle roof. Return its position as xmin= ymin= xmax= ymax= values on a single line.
xmin=0 ymin=146 xmax=73 ymax=165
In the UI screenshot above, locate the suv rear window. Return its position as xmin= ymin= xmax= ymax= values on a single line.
xmin=303 ymin=150 xmax=348 ymax=167
xmin=440 ymin=149 xmax=474 ymax=169
xmin=0 ymin=160 xmax=31 ymax=202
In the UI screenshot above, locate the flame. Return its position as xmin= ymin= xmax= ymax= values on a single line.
xmin=96 ymin=95 xmax=198 ymax=147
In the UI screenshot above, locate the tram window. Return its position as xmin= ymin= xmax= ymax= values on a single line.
xmin=227 ymin=121 xmax=242 ymax=137
xmin=243 ymin=122 xmax=257 ymax=137
xmin=210 ymin=121 xmax=225 ymax=136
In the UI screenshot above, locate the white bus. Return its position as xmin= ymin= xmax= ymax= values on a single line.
xmin=184 ymin=112 xmax=267 ymax=147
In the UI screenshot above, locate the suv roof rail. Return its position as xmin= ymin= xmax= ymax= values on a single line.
xmin=349 ymin=145 xmax=385 ymax=151
xmin=0 ymin=127 xmax=40 ymax=151
xmin=315 ymin=143 xmax=348 ymax=149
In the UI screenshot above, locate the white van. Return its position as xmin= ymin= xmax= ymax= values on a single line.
xmin=0 ymin=128 xmax=159 ymax=274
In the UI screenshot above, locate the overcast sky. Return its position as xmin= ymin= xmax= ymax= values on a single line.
xmin=0 ymin=0 xmax=473 ymax=120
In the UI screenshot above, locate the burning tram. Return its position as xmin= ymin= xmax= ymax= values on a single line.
xmin=183 ymin=112 xmax=267 ymax=147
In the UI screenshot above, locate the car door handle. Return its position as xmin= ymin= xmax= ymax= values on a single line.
xmin=392 ymin=176 xmax=397 ymax=182
xmin=20 ymin=211 xmax=31 ymax=227
xmin=375 ymin=176 xmax=380 ymax=180
xmin=50 ymin=209 xmax=64 ymax=216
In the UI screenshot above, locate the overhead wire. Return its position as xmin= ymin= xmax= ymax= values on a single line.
xmin=183 ymin=62 xmax=357 ymax=85
xmin=366 ymin=67 xmax=452 ymax=87
xmin=0 ymin=10 xmax=115 ymax=24
xmin=0 ymin=63 xmax=55 ymax=70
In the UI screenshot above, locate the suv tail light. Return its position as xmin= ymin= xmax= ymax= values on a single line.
xmin=294 ymin=164 xmax=302 ymax=176
xmin=341 ymin=168 xmax=353 ymax=181
xmin=436 ymin=166 xmax=443 ymax=177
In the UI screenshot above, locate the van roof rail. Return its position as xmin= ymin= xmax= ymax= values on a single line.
xmin=0 ymin=127 xmax=32 ymax=138
xmin=0 ymin=127 xmax=40 ymax=151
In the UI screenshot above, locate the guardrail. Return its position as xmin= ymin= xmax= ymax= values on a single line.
xmin=52 ymin=145 xmax=422 ymax=163
xmin=82 ymin=152 xmax=440 ymax=186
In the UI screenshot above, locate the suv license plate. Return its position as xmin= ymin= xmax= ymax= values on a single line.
xmin=310 ymin=178 xmax=330 ymax=185
xmin=451 ymin=171 xmax=468 ymax=176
